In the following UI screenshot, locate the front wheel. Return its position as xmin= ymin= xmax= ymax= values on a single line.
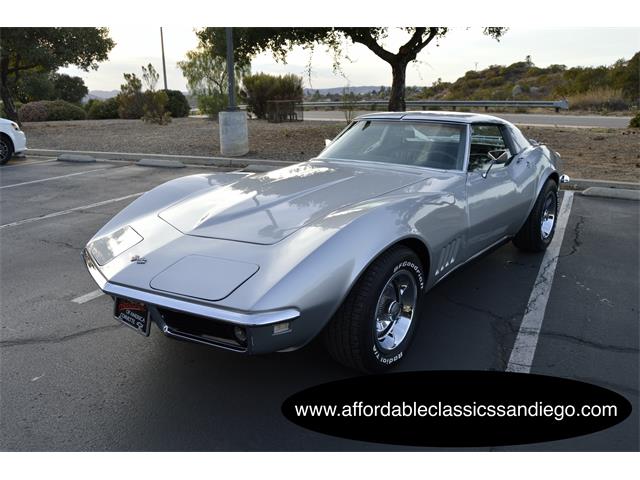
xmin=513 ymin=178 xmax=559 ymax=252
xmin=0 ymin=135 xmax=14 ymax=165
xmin=323 ymin=246 xmax=425 ymax=373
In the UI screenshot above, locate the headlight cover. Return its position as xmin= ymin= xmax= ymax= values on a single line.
xmin=87 ymin=225 xmax=143 ymax=266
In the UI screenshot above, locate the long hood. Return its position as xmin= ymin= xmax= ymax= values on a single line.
xmin=159 ymin=161 xmax=426 ymax=244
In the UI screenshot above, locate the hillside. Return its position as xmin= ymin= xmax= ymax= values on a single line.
xmin=417 ymin=53 xmax=639 ymax=109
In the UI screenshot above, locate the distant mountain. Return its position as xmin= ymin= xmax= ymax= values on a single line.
xmin=85 ymin=90 xmax=119 ymax=101
xmin=304 ymin=86 xmax=386 ymax=96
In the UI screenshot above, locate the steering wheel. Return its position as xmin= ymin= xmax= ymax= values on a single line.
xmin=418 ymin=149 xmax=459 ymax=169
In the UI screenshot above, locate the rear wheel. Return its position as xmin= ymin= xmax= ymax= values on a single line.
xmin=0 ymin=134 xmax=14 ymax=165
xmin=323 ymin=246 xmax=425 ymax=373
xmin=513 ymin=178 xmax=559 ymax=252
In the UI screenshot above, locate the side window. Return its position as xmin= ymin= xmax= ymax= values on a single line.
xmin=468 ymin=124 xmax=511 ymax=172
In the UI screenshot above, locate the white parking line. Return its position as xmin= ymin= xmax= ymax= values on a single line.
xmin=72 ymin=289 xmax=105 ymax=304
xmin=1 ymin=158 xmax=57 ymax=168
xmin=0 ymin=168 xmax=107 ymax=189
xmin=0 ymin=192 xmax=145 ymax=230
xmin=506 ymin=191 xmax=575 ymax=373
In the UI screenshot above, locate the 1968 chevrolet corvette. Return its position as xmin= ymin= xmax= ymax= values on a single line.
xmin=83 ymin=111 xmax=568 ymax=373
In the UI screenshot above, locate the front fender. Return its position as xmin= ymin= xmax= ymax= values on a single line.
xmin=248 ymin=189 xmax=463 ymax=346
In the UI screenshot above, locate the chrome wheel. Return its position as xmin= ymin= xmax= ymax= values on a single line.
xmin=374 ymin=270 xmax=418 ymax=351
xmin=540 ymin=192 xmax=557 ymax=240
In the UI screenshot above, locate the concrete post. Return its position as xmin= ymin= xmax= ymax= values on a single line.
xmin=218 ymin=27 xmax=249 ymax=157
xmin=219 ymin=110 xmax=249 ymax=156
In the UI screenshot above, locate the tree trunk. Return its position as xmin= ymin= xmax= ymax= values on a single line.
xmin=388 ymin=60 xmax=408 ymax=111
xmin=0 ymin=59 xmax=19 ymax=123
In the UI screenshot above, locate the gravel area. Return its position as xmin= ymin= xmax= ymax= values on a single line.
xmin=520 ymin=125 xmax=639 ymax=182
xmin=21 ymin=117 xmax=639 ymax=182
xmin=22 ymin=117 xmax=345 ymax=162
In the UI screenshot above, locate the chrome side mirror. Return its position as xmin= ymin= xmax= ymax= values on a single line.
xmin=482 ymin=150 xmax=510 ymax=178
xmin=560 ymin=174 xmax=570 ymax=184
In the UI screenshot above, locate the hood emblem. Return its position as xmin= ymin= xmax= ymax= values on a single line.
xmin=131 ymin=255 xmax=147 ymax=264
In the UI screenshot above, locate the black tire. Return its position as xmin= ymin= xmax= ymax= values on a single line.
xmin=323 ymin=246 xmax=425 ymax=373
xmin=0 ymin=134 xmax=14 ymax=165
xmin=513 ymin=178 xmax=559 ymax=252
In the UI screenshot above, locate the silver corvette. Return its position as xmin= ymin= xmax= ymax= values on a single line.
xmin=83 ymin=111 xmax=568 ymax=373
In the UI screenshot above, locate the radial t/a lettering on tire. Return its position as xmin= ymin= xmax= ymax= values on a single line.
xmin=323 ymin=245 xmax=425 ymax=373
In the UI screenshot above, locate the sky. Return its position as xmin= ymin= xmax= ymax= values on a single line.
xmin=60 ymin=27 xmax=640 ymax=92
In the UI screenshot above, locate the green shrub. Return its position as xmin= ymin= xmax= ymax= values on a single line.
xmin=241 ymin=73 xmax=303 ymax=119
xmin=87 ymin=98 xmax=119 ymax=119
xmin=45 ymin=100 xmax=87 ymax=121
xmin=163 ymin=90 xmax=190 ymax=118
xmin=18 ymin=100 xmax=86 ymax=122
xmin=142 ymin=90 xmax=171 ymax=125
xmin=629 ymin=112 xmax=640 ymax=128
xmin=117 ymin=73 xmax=145 ymax=119
xmin=197 ymin=93 xmax=227 ymax=118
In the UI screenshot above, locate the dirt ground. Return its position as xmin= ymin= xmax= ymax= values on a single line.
xmin=519 ymin=125 xmax=639 ymax=182
xmin=21 ymin=117 xmax=639 ymax=182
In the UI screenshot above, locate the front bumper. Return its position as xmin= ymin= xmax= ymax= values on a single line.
xmin=82 ymin=249 xmax=303 ymax=354
xmin=12 ymin=130 xmax=27 ymax=153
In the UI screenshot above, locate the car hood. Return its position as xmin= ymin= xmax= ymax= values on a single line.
xmin=159 ymin=161 xmax=426 ymax=245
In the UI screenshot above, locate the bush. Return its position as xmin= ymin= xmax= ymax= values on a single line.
xmin=629 ymin=112 xmax=640 ymax=128
xmin=142 ymin=90 xmax=171 ymax=125
xmin=18 ymin=100 xmax=86 ymax=122
xmin=163 ymin=89 xmax=190 ymax=118
xmin=197 ymin=93 xmax=227 ymax=118
xmin=45 ymin=100 xmax=87 ymax=121
xmin=117 ymin=73 xmax=145 ymax=119
xmin=241 ymin=73 xmax=303 ymax=119
xmin=87 ymin=98 xmax=119 ymax=119
xmin=18 ymin=101 xmax=51 ymax=122
xmin=567 ymin=88 xmax=629 ymax=112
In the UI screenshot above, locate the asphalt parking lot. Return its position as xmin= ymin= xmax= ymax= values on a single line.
xmin=0 ymin=156 xmax=638 ymax=451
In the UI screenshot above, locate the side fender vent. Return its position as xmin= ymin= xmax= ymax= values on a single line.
xmin=435 ymin=238 xmax=460 ymax=276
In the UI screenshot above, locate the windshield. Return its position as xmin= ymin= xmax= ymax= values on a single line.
xmin=318 ymin=120 xmax=467 ymax=171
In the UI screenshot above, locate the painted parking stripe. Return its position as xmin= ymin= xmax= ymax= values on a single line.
xmin=0 ymin=192 xmax=145 ymax=230
xmin=71 ymin=289 xmax=105 ymax=304
xmin=0 ymin=168 xmax=108 ymax=189
xmin=506 ymin=191 xmax=575 ymax=373
xmin=1 ymin=158 xmax=57 ymax=168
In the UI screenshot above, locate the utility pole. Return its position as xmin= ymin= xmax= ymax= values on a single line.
xmin=160 ymin=27 xmax=168 ymax=90
xmin=225 ymin=27 xmax=237 ymax=111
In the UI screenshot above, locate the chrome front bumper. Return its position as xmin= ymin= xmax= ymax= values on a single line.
xmin=82 ymin=249 xmax=302 ymax=353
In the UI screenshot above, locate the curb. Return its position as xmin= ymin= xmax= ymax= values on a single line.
xmin=568 ymin=177 xmax=640 ymax=191
xmin=57 ymin=153 xmax=96 ymax=163
xmin=137 ymin=158 xmax=185 ymax=168
xmin=580 ymin=187 xmax=640 ymax=201
xmin=30 ymin=148 xmax=292 ymax=169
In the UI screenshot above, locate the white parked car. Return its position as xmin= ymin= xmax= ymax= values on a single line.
xmin=0 ymin=118 xmax=27 ymax=164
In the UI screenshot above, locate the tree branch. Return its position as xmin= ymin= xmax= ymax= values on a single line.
xmin=346 ymin=30 xmax=396 ymax=64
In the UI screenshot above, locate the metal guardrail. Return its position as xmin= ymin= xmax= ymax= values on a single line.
xmin=301 ymin=99 xmax=570 ymax=112
xmin=192 ymin=99 xmax=569 ymax=116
